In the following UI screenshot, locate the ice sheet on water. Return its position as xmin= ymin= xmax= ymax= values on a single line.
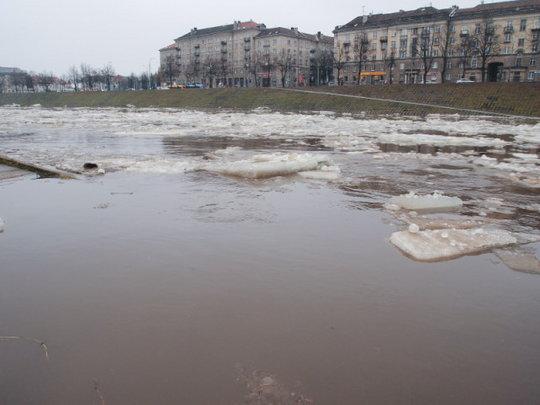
xmin=495 ymin=248 xmax=540 ymax=274
xmin=390 ymin=228 xmax=517 ymax=262
xmin=202 ymin=152 xmax=332 ymax=179
xmin=386 ymin=192 xmax=463 ymax=211
xmin=378 ymin=133 xmax=508 ymax=148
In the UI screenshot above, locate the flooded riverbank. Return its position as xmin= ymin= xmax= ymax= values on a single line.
xmin=1 ymin=106 xmax=539 ymax=404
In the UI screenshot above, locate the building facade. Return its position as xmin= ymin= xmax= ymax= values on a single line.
xmin=159 ymin=21 xmax=333 ymax=87
xmin=333 ymin=0 xmax=540 ymax=84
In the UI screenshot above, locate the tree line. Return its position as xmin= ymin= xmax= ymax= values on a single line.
xmin=0 ymin=63 xmax=169 ymax=93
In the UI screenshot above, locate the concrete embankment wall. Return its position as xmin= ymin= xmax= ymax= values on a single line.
xmin=0 ymin=83 xmax=538 ymax=118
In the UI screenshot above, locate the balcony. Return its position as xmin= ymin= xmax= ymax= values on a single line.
xmin=221 ymin=49 xmax=228 ymax=54
xmin=380 ymin=36 xmax=388 ymax=42
xmin=244 ymin=46 xmax=251 ymax=52
xmin=504 ymin=26 xmax=514 ymax=34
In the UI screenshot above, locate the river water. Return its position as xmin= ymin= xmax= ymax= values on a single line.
xmin=0 ymin=106 xmax=539 ymax=404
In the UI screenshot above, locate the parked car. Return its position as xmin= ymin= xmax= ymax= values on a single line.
xmin=186 ymin=83 xmax=204 ymax=89
xmin=456 ymin=78 xmax=475 ymax=84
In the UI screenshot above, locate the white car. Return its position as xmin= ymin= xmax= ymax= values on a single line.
xmin=456 ymin=78 xmax=475 ymax=83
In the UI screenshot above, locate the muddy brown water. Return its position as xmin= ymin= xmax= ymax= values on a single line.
xmin=0 ymin=173 xmax=539 ymax=404
xmin=0 ymin=107 xmax=539 ymax=404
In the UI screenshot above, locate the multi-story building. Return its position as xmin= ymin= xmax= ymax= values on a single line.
xmin=333 ymin=0 xmax=540 ymax=84
xmin=159 ymin=21 xmax=333 ymax=87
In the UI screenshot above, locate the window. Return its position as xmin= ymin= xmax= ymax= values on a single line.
xmin=435 ymin=26 xmax=441 ymax=33
xmin=520 ymin=19 xmax=527 ymax=31
xmin=504 ymin=33 xmax=512 ymax=43
xmin=413 ymin=28 xmax=418 ymax=35
xmin=533 ymin=43 xmax=538 ymax=53
xmin=400 ymin=38 xmax=408 ymax=48
xmin=399 ymin=50 xmax=407 ymax=59
xmin=531 ymin=58 xmax=536 ymax=66
xmin=446 ymin=73 xmax=452 ymax=81
xmin=432 ymin=61 xmax=438 ymax=69
xmin=399 ymin=63 xmax=405 ymax=70
xmin=515 ymin=57 xmax=522 ymax=67
xmin=528 ymin=71 xmax=536 ymax=80
xmin=447 ymin=60 xmax=452 ymax=68
xmin=391 ymin=41 xmax=396 ymax=49
xmin=518 ymin=38 xmax=525 ymax=47
xmin=471 ymin=58 xmax=477 ymax=68
xmin=432 ymin=49 xmax=439 ymax=56
xmin=475 ymin=24 xmax=481 ymax=34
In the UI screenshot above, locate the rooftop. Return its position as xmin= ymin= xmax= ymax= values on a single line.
xmin=334 ymin=0 xmax=540 ymax=33
xmin=256 ymin=27 xmax=333 ymax=44
xmin=176 ymin=20 xmax=264 ymax=40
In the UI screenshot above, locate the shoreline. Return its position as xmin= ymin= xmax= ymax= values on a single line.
xmin=1 ymin=83 xmax=539 ymax=119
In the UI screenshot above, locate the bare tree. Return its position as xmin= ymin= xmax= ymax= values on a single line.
xmin=37 ymin=72 xmax=55 ymax=92
xmin=333 ymin=42 xmax=346 ymax=85
xmin=384 ymin=51 xmax=396 ymax=84
xmin=68 ymin=66 xmax=80 ymax=91
xmin=163 ymin=55 xmax=180 ymax=87
xmin=101 ymin=63 xmax=115 ymax=91
xmin=458 ymin=32 xmax=476 ymax=79
xmin=202 ymin=57 xmax=219 ymax=87
xmin=274 ymin=50 xmax=293 ymax=87
xmin=418 ymin=26 xmax=439 ymax=84
xmin=474 ymin=17 xmax=500 ymax=82
xmin=80 ymin=63 xmax=95 ymax=90
xmin=353 ymin=32 xmax=370 ymax=83
xmin=218 ymin=56 xmax=230 ymax=86
xmin=311 ymin=49 xmax=334 ymax=85
xmin=440 ymin=19 xmax=455 ymax=83
xmin=257 ymin=52 xmax=274 ymax=87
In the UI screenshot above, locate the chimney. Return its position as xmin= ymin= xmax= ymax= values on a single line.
xmin=317 ymin=31 xmax=322 ymax=40
xmin=362 ymin=15 xmax=368 ymax=23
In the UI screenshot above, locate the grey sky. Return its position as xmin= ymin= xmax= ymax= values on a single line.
xmin=1 ymin=0 xmax=481 ymax=75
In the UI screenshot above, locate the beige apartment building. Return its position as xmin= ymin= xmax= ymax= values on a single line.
xmin=159 ymin=21 xmax=333 ymax=87
xmin=333 ymin=0 xmax=540 ymax=84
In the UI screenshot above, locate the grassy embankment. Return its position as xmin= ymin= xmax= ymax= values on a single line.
xmin=0 ymin=83 xmax=538 ymax=118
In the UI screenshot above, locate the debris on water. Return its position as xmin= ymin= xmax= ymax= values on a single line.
xmin=390 ymin=227 xmax=517 ymax=262
xmin=0 ymin=217 xmax=4 ymax=233
xmin=235 ymin=365 xmax=313 ymax=405
xmin=408 ymin=223 xmax=420 ymax=233
xmin=387 ymin=192 xmax=463 ymax=212
xmin=83 ymin=162 xmax=99 ymax=170
xmin=93 ymin=203 xmax=110 ymax=209
xmin=97 ymin=168 xmax=105 ymax=175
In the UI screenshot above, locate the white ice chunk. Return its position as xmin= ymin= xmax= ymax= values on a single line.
xmin=205 ymin=153 xmax=330 ymax=179
xmin=378 ymin=133 xmax=507 ymax=148
xmin=298 ymin=165 xmax=340 ymax=180
xmin=388 ymin=192 xmax=463 ymax=211
xmin=390 ymin=228 xmax=517 ymax=261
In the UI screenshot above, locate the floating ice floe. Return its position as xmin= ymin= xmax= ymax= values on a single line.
xmin=386 ymin=192 xmax=463 ymax=211
xmin=495 ymin=249 xmax=540 ymax=274
xmin=203 ymin=153 xmax=332 ymax=179
xmin=378 ymin=133 xmax=508 ymax=148
xmin=298 ymin=165 xmax=340 ymax=180
xmin=390 ymin=227 xmax=517 ymax=261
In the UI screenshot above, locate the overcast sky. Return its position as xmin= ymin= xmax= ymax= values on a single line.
xmin=1 ymin=0 xmax=483 ymax=75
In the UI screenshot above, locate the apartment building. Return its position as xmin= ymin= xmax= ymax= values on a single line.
xmin=333 ymin=0 xmax=540 ymax=84
xmin=159 ymin=21 xmax=333 ymax=87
